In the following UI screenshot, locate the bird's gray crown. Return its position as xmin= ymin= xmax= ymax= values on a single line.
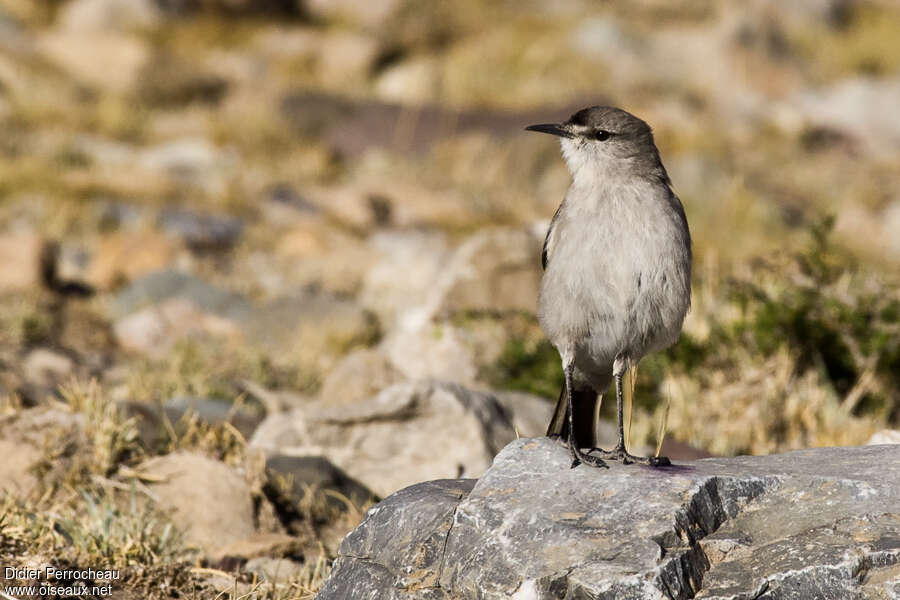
xmin=566 ymin=106 xmax=652 ymax=140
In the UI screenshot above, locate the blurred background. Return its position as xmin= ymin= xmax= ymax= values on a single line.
xmin=0 ymin=0 xmax=898 ymax=595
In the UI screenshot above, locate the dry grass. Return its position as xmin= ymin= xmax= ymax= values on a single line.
xmin=0 ymin=377 xmax=365 ymax=598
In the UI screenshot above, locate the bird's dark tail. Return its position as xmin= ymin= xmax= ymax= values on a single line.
xmin=546 ymin=381 xmax=600 ymax=449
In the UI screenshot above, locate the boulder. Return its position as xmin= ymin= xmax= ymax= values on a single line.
xmin=138 ymin=452 xmax=256 ymax=557
xmin=318 ymin=439 xmax=900 ymax=599
xmin=249 ymin=381 xmax=516 ymax=498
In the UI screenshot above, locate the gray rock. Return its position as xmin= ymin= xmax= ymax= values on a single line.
xmin=138 ymin=137 xmax=237 ymax=194
xmin=121 ymin=397 xmax=263 ymax=449
xmin=265 ymin=454 xmax=375 ymax=508
xmin=157 ymin=207 xmax=243 ymax=251
xmin=110 ymin=270 xmax=249 ymax=355
xmin=111 ymin=269 xmax=250 ymax=321
xmin=250 ymin=381 xmax=516 ymax=498
xmin=318 ymin=438 xmax=900 ymax=599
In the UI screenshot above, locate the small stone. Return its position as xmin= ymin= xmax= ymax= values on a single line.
xmin=374 ymin=56 xmax=441 ymax=104
xmin=868 ymin=430 xmax=900 ymax=445
xmin=241 ymin=291 xmax=378 ymax=371
xmin=214 ymin=533 xmax=305 ymax=562
xmin=157 ymin=207 xmax=243 ymax=251
xmin=164 ymin=396 xmax=263 ymax=439
xmin=0 ymin=407 xmax=86 ymax=496
xmin=318 ymin=348 xmax=403 ymax=407
xmin=57 ymin=0 xmax=161 ymax=32
xmin=303 ymin=0 xmax=402 ymax=28
xmin=113 ymin=296 xmax=242 ymax=357
xmin=23 ymin=348 xmax=74 ymax=388
xmin=786 ymin=76 xmax=900 ymax=155
xmin=111 ymin=270 xmax=251 ymax=320
xmin=272 ymin=220 xmax=374 ymax=296
xmin=265 ymin=454 xmax=375 ymax=508
xmin=138 ymin=137 xmax=238 ymax=195
xmin=86 ymin=231 xmax=181 ymax=290
xmin=0 ymin=438 xmax=42 ymax=497
xmin=243 ymin=557 xmax=305 ymax=585
xmin=37 ymin=31 xmax=151 ymax=93
xmin=0 ymin=233 xmax=42 ymax=292
xmin=250 ymin=381 xmax=516 ymax=498
xmin=316 ymin=31 xmax=380 ymax=88
xmin=138 ymin=452 xmax=256 ymax=557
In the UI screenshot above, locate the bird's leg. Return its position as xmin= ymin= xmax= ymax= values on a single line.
xmin=588 ymin=356 xmax=670 ymax=466
xmin=564 ymin=361 xmax=607 ymax=469
xmin=614 ymin=357 xmax=627 ymax=454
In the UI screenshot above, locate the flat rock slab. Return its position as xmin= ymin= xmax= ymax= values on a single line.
xmin=317 ymin=438 xmax=900 ymax=600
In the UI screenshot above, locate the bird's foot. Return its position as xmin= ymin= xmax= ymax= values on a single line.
xmin=569 ymin=443 xmax=609 ymax=469
xmin=587 ymin=445 xmax=671 ymax=467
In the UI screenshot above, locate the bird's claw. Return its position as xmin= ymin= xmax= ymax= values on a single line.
xmin=587 ymin=446 xmax=671 ymax=467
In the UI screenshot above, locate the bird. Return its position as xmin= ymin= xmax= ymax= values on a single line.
xmin=525 ymin=106 xmax=692 ymax=469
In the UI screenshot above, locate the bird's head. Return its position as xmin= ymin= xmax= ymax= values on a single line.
xmin=526 ymin=106 xmax=666 ymax=184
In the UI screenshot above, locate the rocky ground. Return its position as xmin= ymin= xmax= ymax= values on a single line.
xmin=0 ymin=0 xmax=899 ymax=598
xmin=320 ymin=439 xmax=900 ymax=600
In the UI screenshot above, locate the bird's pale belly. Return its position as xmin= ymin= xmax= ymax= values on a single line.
xmin=538 ymin=256 xmax=689 ymax=369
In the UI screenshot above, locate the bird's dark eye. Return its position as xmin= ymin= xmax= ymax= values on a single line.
xmin=593 ymin=130 xmax=611 ymax=141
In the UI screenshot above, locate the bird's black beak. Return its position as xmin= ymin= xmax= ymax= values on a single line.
xmin=525 ymin=123 xmax=574 ymax=138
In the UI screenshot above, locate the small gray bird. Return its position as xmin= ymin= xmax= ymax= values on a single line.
xmin=526 ymin=106 xmax=692 ymax=469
